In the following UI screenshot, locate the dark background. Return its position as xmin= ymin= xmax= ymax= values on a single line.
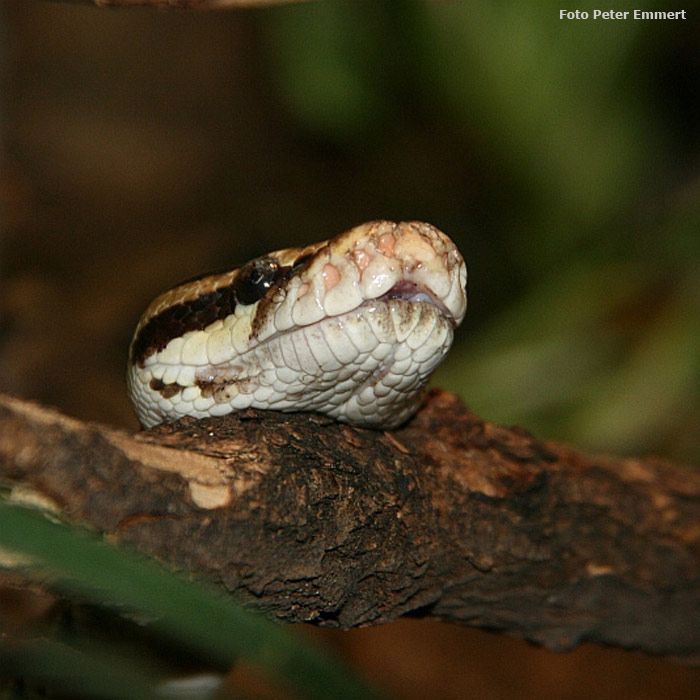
xmin=1 ymin=1 xmax=698 ymax=697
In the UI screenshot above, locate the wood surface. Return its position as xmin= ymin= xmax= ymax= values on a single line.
xmin=1 ymin=390 xmax=697 ymax=660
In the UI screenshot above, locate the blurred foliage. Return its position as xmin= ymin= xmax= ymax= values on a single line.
xmin=0 ymin=500 xmax=380 ymax=699
xmin=262 ymin=0 xmax=699 ymax=461
xmin=2 ymin=2 xmax=699 ymax=698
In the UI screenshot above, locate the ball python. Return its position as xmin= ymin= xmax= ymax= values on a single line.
xmin=127 ymin=220 xmax=467 ymax=429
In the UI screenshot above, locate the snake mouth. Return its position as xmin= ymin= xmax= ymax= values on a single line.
xmin=375 ymin=281 xmax=456 ymax=325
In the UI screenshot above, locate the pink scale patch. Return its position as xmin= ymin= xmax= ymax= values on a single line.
xmin=377 ymin=232 xmax=396 ymax=255
xmin=322 ymin=263 xmax=341 ymax=291
xmin=352 ymin=249 xmax=371 ymax=271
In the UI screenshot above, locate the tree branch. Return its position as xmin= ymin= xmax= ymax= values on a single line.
xmin=0 ymin=391 xmax=698 ymax=660
xmin=47 ymin=0 xmax=307 ymax=8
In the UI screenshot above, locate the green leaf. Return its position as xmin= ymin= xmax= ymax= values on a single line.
xmin=0 ymin=501 xmax=380 ymax=700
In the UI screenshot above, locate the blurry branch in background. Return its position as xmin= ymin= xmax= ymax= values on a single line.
xmin=52 ymin=0 xmax=308 ymax=7
xmin=1 ymin=392 xmax=698 ymax=663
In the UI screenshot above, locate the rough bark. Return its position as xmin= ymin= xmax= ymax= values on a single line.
xmin=0 ymin=391 xmax=698 ymax=660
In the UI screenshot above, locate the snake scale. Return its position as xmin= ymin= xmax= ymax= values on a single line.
xmin=127 ymin=220 xmax=467 ymax=429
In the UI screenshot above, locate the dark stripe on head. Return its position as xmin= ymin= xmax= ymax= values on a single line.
xmin=131 ymin=283 xmax=238 ymax=366
xmin=130 ymin=254 xmax=316 ymax=366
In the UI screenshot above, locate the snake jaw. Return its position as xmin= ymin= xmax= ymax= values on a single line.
xmin=376 ymin=280 xmax=456 ymax=326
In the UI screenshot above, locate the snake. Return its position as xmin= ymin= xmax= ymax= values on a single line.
xmin=127 ymin=220 xmax=467 ymax=430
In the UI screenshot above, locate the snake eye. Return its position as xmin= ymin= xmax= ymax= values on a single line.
xmin=233 ymin=257 xmax=280 ymax=305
